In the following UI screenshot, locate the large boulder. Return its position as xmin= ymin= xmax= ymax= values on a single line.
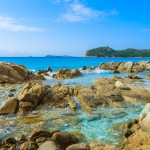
xmin=0 ymin=62 xmax=29 ymax=84
xmin=139 ymin=103 xmax=150 ymax=134
xmin=0 ymin=98 xmax=18 ymax=115
xmin=51 ymin=132 xmax=71 ymax=146
xmin=52 ymin=69 xmax=82 ymax=79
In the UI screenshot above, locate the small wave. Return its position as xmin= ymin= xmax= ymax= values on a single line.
xmin=80 ymin=69 xmax=111 ymax=74
xmin=29 ymin=69 xmax=36 ymax=73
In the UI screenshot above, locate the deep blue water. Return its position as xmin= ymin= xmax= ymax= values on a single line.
xmin=0 ymin=57 xmax=149 ymax=71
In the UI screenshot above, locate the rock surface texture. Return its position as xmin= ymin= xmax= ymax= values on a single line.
xmin=0 ymin=62 xmax=29 ymax=84
xmin=123 ymin=103 xmax=150 ymax=150
xmin=52 ymin=69 xmax=82 ymax=79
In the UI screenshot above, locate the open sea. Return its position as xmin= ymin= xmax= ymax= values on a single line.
xmin=0 ymin=57 xmax=149 ymax=72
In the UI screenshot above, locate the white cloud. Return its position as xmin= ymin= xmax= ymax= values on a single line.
xmin=60 ymin=3 xmax=118 ymax=22
xmin=143 ymin=28 xmax=150 ymax=32
xmin=0 ymin=15 xmax=44 ymax=32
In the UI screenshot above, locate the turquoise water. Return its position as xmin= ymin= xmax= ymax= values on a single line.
xmin=0 ymin=57 xmax=149 ymax=71
xmin=0 ymin=57 xmax=149 ymax=146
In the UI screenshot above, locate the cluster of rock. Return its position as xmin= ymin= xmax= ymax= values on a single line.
xmin=72 ymin=77 xmax=150 ymax=109
xmin=123 ymin=103 xmax=150 ymax=150
xmin=99 ymin=61 xmax=150 ymax=73
xmin=0 ymin=62 xmax=45 ymax=84
xmin=0 ymin=82 xmax=76 ymax=115
xmin=52 ymin=69 xmax=82 ymax=79
xmin=1 ymin=76 xmax=150 ymax=115
xmin=37 ymin=66 xmax=52 ymax=76
xmin=0 ymin=128 xmax=117 ymax=150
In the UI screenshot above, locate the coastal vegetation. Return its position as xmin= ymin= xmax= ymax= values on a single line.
xmin=85 ymin=46 xmax=150 ymax=57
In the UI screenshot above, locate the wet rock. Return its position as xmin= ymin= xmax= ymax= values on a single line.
xmin=66 ymin=144 xmax=90 ymax=150
xmin=3 ymin=138 xmax=16 ymax=145
xmin=0 ymin=62 xmax=29 ymax=84
xmin=52 ymin=69 xmax=82 ymax=79
xmin=8 ymin=93 xmax=14 ymax=98
xmin=0 ymin=98 xmax=18 ymax=115
xmin=19 ymin=141 xmax=38 ymax=150
xmin=112 ymin=70 xmax=120 ymax=74
xmin=29 ymin=128 xmax=52 ymax=140
xmin=82 ymin=66 xmax=87 ymax=70
xmin=38 ymin=141 xmax=59 ymax=150
xmin=10 ymin=89 xmax=16 ymax=92
xmin=51 ymin=131 xmax=71 ymax=146
xmin=128 ymin=74 xmax=142 ymax=79
xmin=46 ymin=66 xmax=52 ymax=72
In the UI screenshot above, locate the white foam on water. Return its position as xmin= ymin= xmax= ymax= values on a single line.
xmin=29 ymin=69 xmax=36 ymax=73
xmin=80 ymin=69 xmax=112 ymax=74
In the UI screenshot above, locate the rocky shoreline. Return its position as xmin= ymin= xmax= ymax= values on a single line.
xmin=0 ymin=61 xmax=150 ymax=150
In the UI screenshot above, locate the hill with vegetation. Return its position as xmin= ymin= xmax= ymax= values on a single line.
xmin=85 ymin=46 xmax=150 ymax=57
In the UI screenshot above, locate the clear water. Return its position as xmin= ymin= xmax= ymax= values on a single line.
xmin=0 ymin=57 xmax=149 ymax=146
xmin=0 ymin=57 xmax=149 ymax=72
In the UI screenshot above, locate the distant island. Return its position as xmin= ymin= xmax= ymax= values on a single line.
xmin=84 ymin=46 xmax=150 ymax=57
xmin=45 ymin=55 xmax=73 ymax=58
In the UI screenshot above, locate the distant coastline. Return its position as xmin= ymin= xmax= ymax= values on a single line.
xmin=85 ymin=46 xmax=150 ymax=58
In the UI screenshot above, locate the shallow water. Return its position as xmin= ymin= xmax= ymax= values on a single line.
xmin=0 ymin=102 xmax=144 ymax=147
xmin=0 ymin=57 xmax=149 ymax=146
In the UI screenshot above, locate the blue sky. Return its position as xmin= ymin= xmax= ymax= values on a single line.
xmin=0 ymin=0 xmax=150 ymax=56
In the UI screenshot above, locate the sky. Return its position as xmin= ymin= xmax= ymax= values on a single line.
xmin=0 ymin=0 xmax=150 ymax=56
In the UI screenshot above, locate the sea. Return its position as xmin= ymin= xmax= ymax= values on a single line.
xmin=0 ymin=57 xmax=150 ymax=147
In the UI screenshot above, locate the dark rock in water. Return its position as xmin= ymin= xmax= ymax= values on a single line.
xmin=0 ymin=98 xmax=18 ymax=115
xmin=128 ymin=74 xmax=142 ymax=79
xmin=38 ymin=141 xmax=59 ymax=150
xmin=112 ymin=70 xmax=120 ymax=74
xmin=3 ymin=137 xmax=16 ymax=145
xmin=66 ymin=144 xmax=90 ymax=150
xmin=10 ymin=89 xmax=16 ymax=92
xmin=82 ymin=66 xmax=87 ymax=70
xmin=29 ymin=128 xmax=52 ymax=140
xmin=8 ymin=93 xmax=14 ymax=97
xmin=46 ymin=66 xmax=52 ymax=72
